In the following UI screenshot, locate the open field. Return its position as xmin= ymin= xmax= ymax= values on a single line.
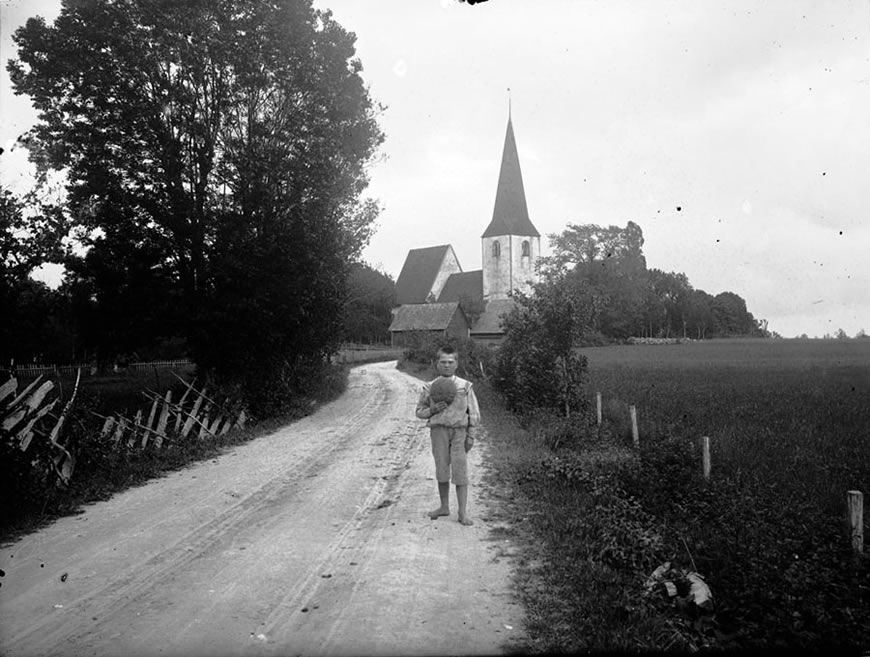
xmin=581 ymin=338 xmax=870 ymax=516
xmin=481 ymin=338 xmax=870 ymax=651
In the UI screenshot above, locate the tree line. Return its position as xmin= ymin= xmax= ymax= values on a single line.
xmin=542 ymin=221 xmax=769 ymax=342
xmin=495 ymin=221 xmax=770 ymax=419
xmin=2 ymin=0 xmax=384 ymax=415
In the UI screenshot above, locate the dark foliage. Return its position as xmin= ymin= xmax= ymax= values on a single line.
xmin=495 ymin=272 xmax=592 ymax=419
xmin=342 ymin=262 xmax=396 ymax=344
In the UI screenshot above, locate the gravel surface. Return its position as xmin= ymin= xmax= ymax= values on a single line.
xmin=0 ymin=361 xmax=524 ymax=656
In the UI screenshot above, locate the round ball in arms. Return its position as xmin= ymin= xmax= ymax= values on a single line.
xmin=429 ymin=377 xmax=457 ymax=405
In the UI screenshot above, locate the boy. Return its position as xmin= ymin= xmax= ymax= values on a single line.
xmin=415 ymin=346 xmax=481 ymax=526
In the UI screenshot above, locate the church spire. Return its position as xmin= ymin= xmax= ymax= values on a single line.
xmin=481 ymin=113 xmax=540 ymax=238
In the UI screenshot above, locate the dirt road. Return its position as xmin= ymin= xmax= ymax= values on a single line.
xmin=0 ymin=361 xmax=524 ymax=657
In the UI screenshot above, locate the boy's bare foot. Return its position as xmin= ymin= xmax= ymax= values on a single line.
xmin=428 ymin=507 xmax=450 ymax=519
xmin=458 ymin=515 xmax=474 ymax=526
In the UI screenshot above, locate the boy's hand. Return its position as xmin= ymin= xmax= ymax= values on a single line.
xmin=464 ymin=434 xmax=474 ymax=452
xmin=431 ymin=401 xmax=448 ymax=414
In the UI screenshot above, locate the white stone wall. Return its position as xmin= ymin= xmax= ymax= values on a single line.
xmin=511 ymin=235 xmax=540 ymax=296
xmin=429 ymin=246 xmax=462 ymax=301
xmin=482 ymin=235 xmax=539 ymax=299
xmin=482 ymin=235 xmax=510 ymax=299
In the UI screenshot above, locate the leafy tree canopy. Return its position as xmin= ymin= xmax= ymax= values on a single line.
xmin=541 ymin=221 xmax=768 ymax=341
xmin=9 ymin=0 xmax=384 ymax=413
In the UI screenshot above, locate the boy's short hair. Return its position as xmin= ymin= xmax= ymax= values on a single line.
xmin=438 ymin=345 xmax=457 ymax=357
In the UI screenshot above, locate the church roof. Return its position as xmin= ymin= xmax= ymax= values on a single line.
xmin=437 ymin=270 xmax=483 ymax=303
xmin=470 ymin=298 xmax=517 ymax=335
xmin=395 ymin=245 xmax=455 ymax=305
xmin=482 ymin=117 xmax=540 ymax=239
xmin=389 ymin=302 xmax=465 ymax=332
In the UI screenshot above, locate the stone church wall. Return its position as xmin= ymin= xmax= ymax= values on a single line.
xmin=482 ymin=234 xmax=539 ymax=299
xmin=428 ymin=248 xmax=462 ymax=301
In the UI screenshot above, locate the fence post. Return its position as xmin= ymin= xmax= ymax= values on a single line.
xmin=848 ymin=490 xmax=864 ymax=554
xmin=596 ymin=392 xmax=602 ymax=427
xmin=702 ymin=436 xmax=711 ymax=480
xmin=154 ymin=390 xmax=172 ymax=448
xmin=629 ymin=405 xmax=639 ymax=448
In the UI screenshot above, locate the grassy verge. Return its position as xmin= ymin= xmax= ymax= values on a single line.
xmin=475 ymin=382 xmax=682 ymax=653
xmin=1 ymin=363 xmax=351 ymax=545
xmin=398 ymin=356 xmax=675 ymax=650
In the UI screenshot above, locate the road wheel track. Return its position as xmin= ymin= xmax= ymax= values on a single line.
xmin=3 ymin=364 xmax=410 ymax=655
xmin=1 ymin=362 xmax=524 ymax=657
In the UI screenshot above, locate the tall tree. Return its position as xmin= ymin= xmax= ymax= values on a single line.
xmin=9 ymin=0 xmax=383 ymax=412
xmin=686 ymin=289 xmax=715 ymax=340
xmin=542 ymin=221 xmax=647 ymax=338
xmin=342 ymin=262 xmax=396 ymax=344
xmin=0 ymin=186 xmax=71 ymax=365
xmin=647 ymin=269 xmax=692 ymax=338
xmin=710 ymin=291 xmax=755 ymax=337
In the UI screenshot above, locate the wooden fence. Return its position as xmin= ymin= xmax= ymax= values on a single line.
xmin=2 ymin=370 xmax=81 ymax=485
xmin=334 ymin=346 xmax=403 ymax=364
xmin=2 ymin=369 xmax=245 ymax=486
xmin=12 ymin=359 xmax=193 ymax=378
xmin=13 ymin=351 xmax=399 ymax=375
xmin=94 ymin=374 xmax=246 ymax=451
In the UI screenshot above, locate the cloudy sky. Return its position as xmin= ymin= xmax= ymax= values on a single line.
xmin=2 ymin=0 xmax=868 ymax=338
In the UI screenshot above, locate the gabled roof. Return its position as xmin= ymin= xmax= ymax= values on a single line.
xmin=389 ymin=302 xmax=466 ymax=332
xmin=470 ymin=298 xmax=517 ymax=335
xmin=395 ymin=245 xmax=457 ymax=305
xmin=437 ymin=270 xmax=483 ymax=303
xmin=482 ymin=117 xmax=540 ymax=239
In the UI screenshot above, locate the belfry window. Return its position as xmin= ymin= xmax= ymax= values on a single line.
xmin=522 ymin=240 xmax=531 ymax=257
xmin=492 ymin=242 xmax=501 ymax=258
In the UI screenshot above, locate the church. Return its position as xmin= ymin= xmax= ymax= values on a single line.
xmin=389 ymin=113 xmax=541 ymax=347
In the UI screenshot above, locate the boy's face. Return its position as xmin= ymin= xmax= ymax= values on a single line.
xmin=436 ymin=352 xmax=458 ymax=377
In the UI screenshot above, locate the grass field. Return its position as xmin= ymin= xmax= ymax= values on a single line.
xmin=482 ymin=338 xmax=870 ymax=652
xmin=582 ymin=338 xmax=870 ymax=518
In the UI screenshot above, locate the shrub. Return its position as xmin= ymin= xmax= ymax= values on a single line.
xmin=494 ymin=278 xmax=594 ymax=419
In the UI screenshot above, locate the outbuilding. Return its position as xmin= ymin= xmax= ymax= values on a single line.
xmin=388 ymin=302 xmax=470 ymax=347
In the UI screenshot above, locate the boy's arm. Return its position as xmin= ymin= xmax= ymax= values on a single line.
xmin=415 ymin=384 xmax=433 ymax=419
xmin=466 ymin=383 xmax=481 ymax=434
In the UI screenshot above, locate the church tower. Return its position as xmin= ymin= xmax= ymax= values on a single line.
xmin=481 ymin=114 xmax=541 ymax=300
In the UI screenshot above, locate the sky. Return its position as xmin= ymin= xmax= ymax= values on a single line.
xmin=2 ymin=0 xmax=869 ymax=338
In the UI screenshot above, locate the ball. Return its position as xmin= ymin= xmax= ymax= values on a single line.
xmin=430 ymin=377 xmax=457 ymax=405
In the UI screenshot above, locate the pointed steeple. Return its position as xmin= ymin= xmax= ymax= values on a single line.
xmin=482 ymin=116 xmax=540 ymax=238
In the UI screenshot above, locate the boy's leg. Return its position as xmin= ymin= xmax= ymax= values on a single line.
xmin=449 ymin=427 xmax=473 ymax=526
xmin=456 ymin=484 xmax=473 ymax=526
xmin=429 ymin=426 xmax=451 ymax=519
xmin=429 ymin=481 xmax=450 ymax=519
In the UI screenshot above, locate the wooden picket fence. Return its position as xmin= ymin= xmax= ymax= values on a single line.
xmin=94 ymin=373 xmax=246 ymax=451
xmin=1 ymin=370 xmax=81 ymax=485
xmin=2 ymin=369 xmax=246 ymax=486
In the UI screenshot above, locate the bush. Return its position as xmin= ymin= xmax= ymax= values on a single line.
xmin=494 ymin=281 xmax=593 ymax=419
